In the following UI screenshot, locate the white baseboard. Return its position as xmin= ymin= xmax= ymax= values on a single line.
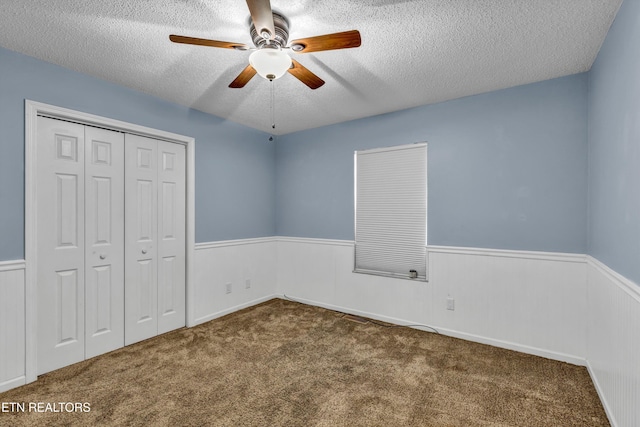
xmin=279 ymin=293 xmax=585 ymax=366
xmin=434 ymin=327 xmax=586 ymax=366
xmin=279 ymin=293 xmax=439 ymax=332
xmin=192 ymin=295 xmax=278 ymax=326
xmin=586 ymin=360 xmax=619 ymax=427
xmin=0 ymin=376 xmax=26 ymax=394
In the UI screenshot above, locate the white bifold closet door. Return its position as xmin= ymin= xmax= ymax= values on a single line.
xmin=124 ymin=134 xmax=186 ymax=345
xmin=37 ymin=117 xmax=125 ymax=374
xmin=85 ymin=127 xmax=126 ymax=358
xmin=37 ymin=118 xmax=186 ymax=375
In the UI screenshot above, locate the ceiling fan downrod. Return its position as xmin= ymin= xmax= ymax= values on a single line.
xmin=250 ymin=12 xmax=290 ymax=49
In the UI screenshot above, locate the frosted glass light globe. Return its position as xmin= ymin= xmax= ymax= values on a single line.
xmin=249 ymin=48 xmax=292 ymax=81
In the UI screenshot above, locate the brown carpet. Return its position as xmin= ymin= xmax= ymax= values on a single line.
xmin=0 ymin=298 xmax=608 ymax=426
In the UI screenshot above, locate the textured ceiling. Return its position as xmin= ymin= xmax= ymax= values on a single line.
xmin=0 ymin=0 xmax=622 ymax=135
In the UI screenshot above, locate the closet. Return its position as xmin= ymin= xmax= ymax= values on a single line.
xmin=36 ymin=117 xmax=186 ymax=375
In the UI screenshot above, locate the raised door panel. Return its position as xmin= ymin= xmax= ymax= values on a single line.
xmin=157 ymin=141 xmax=186 ymax=334
xmin=84 ymin=127 xmax=125 ymax=358
xmin=36 ymin=117 xmax=86 ymax=375
xmin=124 ymin=134 xmax=158 ymax=345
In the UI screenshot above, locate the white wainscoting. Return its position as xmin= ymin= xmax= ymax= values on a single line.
xmin=6 ymin=236 xmax=639 ymax=427
xmin=277 ymin=237 xmax=588 ymax=365
xmin=277 ymin=237 xmax=434 ymax=330
xmin=193 ymin=238 xmax=278 ymax=325
xmin=0 ymin=260 xmax=26 ymax=393
xmin=586 ymin=257 xmax=640 ymax=427
xmin=428 ymin=246 xmax=587 ymax=364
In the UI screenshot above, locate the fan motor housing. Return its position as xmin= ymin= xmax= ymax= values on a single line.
xmin=250 ymin=12 xmax=290 ymax=48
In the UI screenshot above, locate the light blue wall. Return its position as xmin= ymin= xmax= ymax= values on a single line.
xmin=1 ymin=41 xmax=600 ymax=261
xmin=276 ymin=74 xmax=588 ymax=254
xmin=588 ymin=0 xmax=640 ymax=284
xmin=0 ymin=47 xmax=276 ymax=261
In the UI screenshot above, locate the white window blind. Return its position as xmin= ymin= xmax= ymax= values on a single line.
xmin=354 ymin=143 xmax=427 ymax=280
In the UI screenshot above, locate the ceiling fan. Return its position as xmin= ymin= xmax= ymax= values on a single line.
xmin=169 ymin=0 xmax=361 ymax=90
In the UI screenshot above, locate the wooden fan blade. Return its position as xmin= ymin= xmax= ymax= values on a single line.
xmin=290 ymin=30 xmax=361 ymax=53
xmin=169 ymin=34 xmax=248 ymax=50
xmin=246 ymin=0 xmax=276 ymax=40
xmin=288 ymin=59 xmax=325 ymax=90
xmin=229 ymin=64 xmax=257 ymax=88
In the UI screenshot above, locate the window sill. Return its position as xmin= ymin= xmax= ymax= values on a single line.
xmin=353 ymin=269 xmax=428 ymax=282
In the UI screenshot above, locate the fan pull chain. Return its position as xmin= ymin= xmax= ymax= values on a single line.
xmin=270 ymin=80 xmax=276 ymax=130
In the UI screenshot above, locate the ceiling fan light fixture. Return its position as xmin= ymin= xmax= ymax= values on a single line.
xmin=249 ymin=48 xmax=292 ymax=81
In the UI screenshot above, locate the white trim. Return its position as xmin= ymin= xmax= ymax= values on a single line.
xmin=274 ymin=238 xmax=587 ymax=264
xmin=192 ymin=295 xmax=278 ymax=325
xmin=0 ymin=260 xmax=26 ymax=272
xmin=433 ymin=327 xmax=586 ymax=366
xmin=195 ymin=237 xmax=276 ymax=250
xmin=25 ymin=101 xmax=38 ymax=383
xmin=24 ymin=100 xmax=196 ymax=380
xmin=352 ymin=267 xmax=428 ymax=282
xmin=278 ymin=294 xmax=585 ymax=366
xmin=275 ymin=236 xmax=354 ymax=247
xmin=428 ymin=245 xmax=587 ymax=263
xmin=586 ymin=255 xmax=640 ymax=303
xmin=355 ymin=143 xmax=428 ymax=278
xmin=276 ymin=239 xmax=586 ymax=285
xmin=185 ymin=133 xmax=196 ymax=328
xmin=355 ymin=142 xmax=427 ymax=155
xmin=30 ymin=102 xmax=193 ymax=144
xmin=280 ymin=294 xmax=439 ymax=333
xmin=0 ymin=376 xmax=26 ymax=394
xmin=586 ymin=360 xmax=618 ymax=427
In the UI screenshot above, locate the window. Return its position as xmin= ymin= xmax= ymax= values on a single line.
xmin=354 ymin=143 xmax=427 ymax=280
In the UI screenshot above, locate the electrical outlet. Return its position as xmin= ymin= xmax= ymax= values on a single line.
xmin=225 ymin=282 xmax=232 ymax=294
xmin=446 ymin=297 xmax=455 ymax=311
xmin=245 ymin=279 xmax=251 ymax=289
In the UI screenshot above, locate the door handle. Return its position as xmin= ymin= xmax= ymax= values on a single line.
xmin=99 ymin=254 xmax=106 ymax=260
xmin=142 ymin=249 xmax=147 ymax=254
